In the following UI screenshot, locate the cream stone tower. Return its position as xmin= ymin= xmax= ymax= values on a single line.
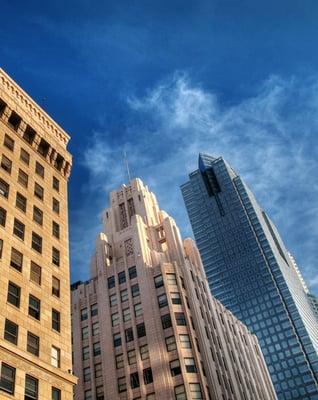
xmin=0 ymin=69 xmax=76 ymax=399
xmin=71 ymin=178 xmax=276 ymax=400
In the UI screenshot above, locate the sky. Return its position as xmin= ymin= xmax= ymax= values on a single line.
xmin=1 ymin=0 xmax=318 ymax=295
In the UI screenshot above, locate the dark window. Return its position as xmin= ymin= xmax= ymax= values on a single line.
xmin=0 ymin=206 xmax=7 ymax=226
xmin=52 ymin=247 xmax=60 ymax=266
xmin=4 ymin=319 xmax=18 ymax=345
xmin=10 ymin=248 xmax=23 ymax=272
xmin=52 ymin=221 xmax=60 ymax=239
xmin=32 ymin=232 xmax=42 ymax=253
xmin=23 ymin=125 xmax=36 ymax=145
xmin=54 ymin=154 xmax=64 ymax=171
xmin=7 ymin=282 xmax=20 ymax=307
xmin=170 ymin=360 xmax=181 ymax=376
xmin=128 ymin=266 xmax=137 ymax=279
xmin=0 ymin=99 xmax=7 ymax=116
xmin=108 ymin=276 xmax=115 ymax=289
xmin=1 ymin=154 xmax=12 ymax=173
xmin=0 ymin=239 xmax=3 ymax=258
xmin=118 ymin=271 xmax=126 ymax=284
xmin=25 ymin=375 xmax=38 ymax=400
xmin=13 ymin=218 xmax=25 ymax=240
xmin=8 ymin=112 xmax=21 ymax=131
xmin=175 ymin=312 xmax=187 ymax=326
xmin=37 ymin=138 xmax=50 ymax=157
xmin=113 ymin=333 xmax=122 ymax=347
xmin=27 ymin=332 xmax=40 ymax=356
xmin=158 ymin=293 xmax=168 ymax=308
xmin=91 ymin=303 xmax=98 ymax=317
xmin=0 ymin=363 xmax=15 ymax=394
xmin=16 ymin=192 xmax=27 ymax=212
xmin=52 ymin=387 xmax=61 ymax=400
xmin=53 ymin=198 xmax=60 ymax=214
xmin=0 ymin=178 xmax=9 ymax=198
xmin=81 ymin=308 xmax=88 ymax=321
xmin=34 ymin=183 xmax=44 ymax=200
xmin=143 ymin=368 xmax=153 ymax=385
xmin=52 ymin=277 xmax=60 ymax=297
xmin=33 ymin=206 xmax=43 ymax=225
xmin=35 ymin=162 xmax=44 ymax=178
xmin=136 ymin=322 xmax=146 ymax=338
xmin=53 ymin=176 xmax=60 ymax=192
xmin=130 ymin=372 xmax=140 ymax=389
xmin=30 ymin=262 xmax=41 ymax=285
xmin=52 ymin=309 xmax=60 ymax=332
xmin=3 ymin=134 xmax=14 ymax=150
xmin=185 ymin=358 xmax=197 ymax=373
xmin=171 ymin=292 xmax=182 ymax=305
xmin=131 ymin=284 xmax=140 ymax=297
xmin=28 ymin=295 xmax=41 ymax=320
xmin=154 ymin=274 xmax=164 ymax=288
xmin=161 ymin=314 xmax=172 ymax=329
xmin=18 ymin=169 xmax=28 ymax=187
xmin=125 ymin=327 xmax=134 ymax=342
xmin=93 ymin=342 xmax=101 ymax=356
xmin=20 ymin=148 xmax=30 ymax=165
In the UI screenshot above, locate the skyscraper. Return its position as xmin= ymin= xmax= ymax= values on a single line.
xmin=181 ymin=153 xmax=318 ymax=400
xmin=71 ymin=178 xmax=276 ymax=400
xmin=0 ymin=69 xmax=76 ymax=399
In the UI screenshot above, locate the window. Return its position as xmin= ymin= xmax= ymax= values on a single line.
xmin=185 ymin=358 xmax=197 ymax=373
xmin=35 ymin=162 xmax=44 ymax=178
xmin=0 ymin=178 xmax=9 ymax=198
xmin=121 ymin=289 xmax=128 ymax=302
xmin=171 ymin=292 xmax=182 ymax=305
xmin=158 ymin=293 xmax=168 ymax=308
xmin=82 ymin=326 xmax=89 ymax=340
xmin=175 ymin=385 xmax=186 ymax=400
xmin=118 ymin=377 xmax=126 ymax=393
xmin=25 ymin=375 xmax=38 ymax=400
xmin=23 ymin=125 xmax=36 ymax=144
xmin=1 ymin=154 xmax=12 ymax=173
xmin=18 ymin=168 xmax=28 ymax=187
xmin=170 ymin=360 xmax=181 ymax=376
xmin=8 ymin=112 xmax=21 ymax=131
xmin=29 ymin=295 xmax=41 ymax=320
xmin=137 ymin=322 xmax=146 ymax=338
xmin=34 ymin=183 xmax=44 ymax=200
xmin=91 ymin=303 xmax=98 ymax=316
xmin=30 ymin=262 xmax=41 ymax=285
xmin=129 ymin=265 xmax=137 ymax=279
xmin=189 ymin=383 xmax=202 ymax=399
xmin=123 ymin=308 xmax=131 ymax=322
xmin=32 ymin=232 xmax=42 ymax=253
xmin=7 ymin=282 xmax=20 ymax=307
xmin=0 ymin=239 xmax=2 ymax=258
xmin=175 ymin=313 xmax=186 ymax=326
xmin=167 ymin=273 xmax=177 ymax=285
xmin=0 ymin=206 xmax=6 ymax=226
xmin=140 ymin=344 xmax=149 ymax=360
xmin=108 ymin=276 xmax=115 ymax=289
xmin=52 ymin=277 xmax=60 ymax=297
xmin=165 ymin=336 xmax=177 ymax=351
xmin=10 ymin=248 xmax=23 ymax=271
xmin=83 ymin=367 xmax=91 ymax=382
xmin=4 ymin=319 xmax=18 ymax=345
xmin=125 ymin=327 xmax=134 ymax=342
xmin=13 ymin=218 xmax=25 ymax=240
xmin=52 ymin=309 xmax=60 ymax=332
xmin=27 ymin=332 xmax=40 ymax=356
xmin=0 ymin=99 xmax=6 ymax=116
xmin=180 ymin=334 xmax=191 ymax=349
xmin=93 ymin=342 xmax=101 ymax=356
xmin=134 ymin=303 xmax=142 ymax=317
xmin=161 ymin=314 xmax=172 ymax=329
xmin=130 ymin=372 xmax=140 ymax=389
xmin=109 ymin=294 xmax=117 ymax=307
xmin=33 ymin=206 xmax=43 ymax=225
xmin=84 ymin=390 xmax=92 ymax=400
xmin=154 ymin=274 xmax=164 ymax=288
xmin=20 ymin=148 xmax=30 ymax=165
xmin=0 ymin=363 xmax=15 ymax=394
xmin=82 ymin=346 xmax=89 ymax=360
xmin=96 ymin=386 xmax=104 ymax=400
xmin=53 ymin=198 xmax=60 ymax=214
xmin=118 ymin=271 xmax=126 ymax=284
xmin=143 ymin=368 xmax=153 ymax=385
xmin=52 ymin=221 xmax=60 ymax=239
xmin=131 ymin=284 xmax=140 ymax=297
xmin=128 ymin=349 xmax=136 ymax=365
xmin=81 ymin=308 xmax=88 ymax=321
xmin=16 ymin=193 xmax=27 ymax=214
xmin=116 ymin=353 xmax=124 ymax=369
xmin=52 ymin=387 xmax=61 ymax=400
xmin=113 ymin=333 xmax=122 ymax=347
xmin=95 ymin=363 xmax=102 ymax=378
xmin=4 ymin=134 xmax=14 ymax=149
xmin=111 ymin=313 xmax=120 ymax=327
xmin=51 ymin=346 xmax=60 ymax=368
xmin=92 ymin=322 xmax=99 ymax=336
xmin=52 ymin=247 xmax=60 ymax=266
xmin=53 ymin=176 xmax=60 ymax=192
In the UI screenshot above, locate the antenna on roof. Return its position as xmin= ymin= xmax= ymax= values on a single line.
xmin=123 ymin=150 xmax=131 ymax=182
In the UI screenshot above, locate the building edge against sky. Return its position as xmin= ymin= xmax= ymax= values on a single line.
xmin=181 ymin=153 xmax=318 ymax=399
xmin=0 ymin=69 xmax=76 ymax=399
xmin=71 ymin=178 xmax=276 ymax=400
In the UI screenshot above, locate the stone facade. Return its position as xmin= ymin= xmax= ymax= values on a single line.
xmin=0 ymin=69 xmax=76 ymax=399
xmin=71 ymin=178 xmax=276 ymax=400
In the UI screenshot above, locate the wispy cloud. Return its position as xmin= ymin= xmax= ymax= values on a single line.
xmin=77 ymin=72 xmax=318 ymax=294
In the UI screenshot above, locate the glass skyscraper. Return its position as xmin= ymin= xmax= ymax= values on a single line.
xmin=181 ymin=153 xmax=318 ymax=400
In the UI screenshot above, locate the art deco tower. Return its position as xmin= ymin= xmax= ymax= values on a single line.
xmin=71 ymin=178 xmax=276 ymax=400
xmin=181 ymin=153 xmax=318 ymax=400
xmin=0 ymin=69 xmax=76 ymax=399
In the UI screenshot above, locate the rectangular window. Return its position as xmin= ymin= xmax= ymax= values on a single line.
xmin=170 ymin=359 xmax=181 ymax=376
xmin=27 ymin=332 xmax=40 ymax=356
xmin=52 ymin=387 xmax=61 ymax=400
xmin=8 ymin=112 xmax=21 ymax=131
xmin=23 ymin=125 xmax=36 ymax=144
xmin=158 ymin=293 xmax=168 ymax=308
xmin=83 ymin=367 xmax=91 ymax=382
xmin=33 ymin=206 xmax=43 ymax=225
xmin=92 ymin=322 xmax=99 ymax=336
xmin=137 ymin=322 xmax=146 ymax=338
xmin=35 ymin=161 xmax=44 ymax=178
xmin=95 ymin=363 xmax=102 ymax=378
xmin=118 ymin=377 xmax=126 ymax=393
xmin=116 ymin=353 xmax=124 ymax=369
xmin=30 ymin=262 xmax=41 ymax=285
xmin=179 ymin=334 xmax=191 ymax=349
xmin=108 ymin=276 xmax=115 ymax=289
xmin=118 ymin=271 xmax=126 ymax=284
xmin=129 ymin=265 xmax=137 ymax=279
xmin=123 ymin=308 xmax=131 ymax=322
xmin=120 ymin=289 xmax=128 ymax=302
xmin=84 ymin=390 xmax=92 ymax=400
xmin=7 ymin=282 xmax=20 ymax=307
xmin=96 ymin=386 xmax=104 ymax=400
xmin=10 ymin=248 xmax=23 ymax=271
xmin=171 ymin=292 xmax=182 ymax=305
xmin=32 ymin=232 xmax=42 ymax=253
xmin=81 ymin=308 xmax=88 ymax=321
xmin=175 ymin=385 xmax=186 ymax=400
xmin=52 ymin=277 xmax=60 ymax=297
xmin=161 ymin=314 xmax=172 ymax=329
xmin=53 ymin=198 xmax=60 ymax=214
xmin=18 ymin=168 xmax=28 ymax=187
xmin=0 ymin=239 xmax=3 ymax=259
xmin=134 ymin=303 xmax=142 ymax=317
xmin=175 ymin=312 xmax=186 ymax=326
xmin=52 ymin=309 xmax=60 ymax=332
xmin=130 ymin=372 xmax=140 ymax=389
xmin=82 ymin=346 xmax=89 ymax=360
xmin=0 ymin=206 xmax=6 ymax=226
xmin=143 ymin=368 xmax=153 ymax=385
xmin=34 ymin=182 xmax=44 ymax=200
xmin=51 ymin=346 xmax=60 ymax=368
xmin=4 ymin=319 xmax=18 ymax=345
xmin=52 ymin=221 xmax=60 ymax=239
xmin=154 ymin=274 xmax=164 ymax=288
xmin=113 ymin=333 xmax=122 ymax=347
xmin=91 ymin=303 xmax=98 ymax=316
xmin=52 ymin=247 xmax=60 ymax=266
xmin=0 ymin=363 xmax=15 ymax=395
xmin=140 ymin=344 xmax=149 ymax=360
xmin=165 ymin=336 xmax=176 ymax=352
xmin=167 ymin=273 xmax=177 ymax=285
xmin=28 ymin=295 xmax=41 ymax=320
xmin=16 ymin=192 xmax=27 ymax=212
xmin=82 ymin=326 xmax=89 ymax=340
xmin=125 ymin=327 xmax=134 ymax=342
xmin=0 ymin=178 xmax=9 ymax=198
xmin=1 ymin=154 xmax=12 ymax=173
xmin=189 ymin=383 xmax=202 ymax=399
xmin=4 ymin=134 xmax=14 ymax=149
xmin=20 ymin=148 xmax=30 ymax=165
xmin=131 ymin=283 xmax=140 ymax=297
xmin=53 ymin=176 xmax=60 ymax=192
xmin=185 ymin=358 xmax=197 ymax=373
xmin=109 ymin=294 xmax=117 ymax=307
xmin=93 ymin=342 xmax=101 ymax=356
xmin=13 ymin=218 xmax=25 ymax=240
xmin=25 ymin=375 xmax=38 ymax=400
xmin=128 ymin=349 xmax=136 ymax=365
xmin=111 ymin=313 xmax=120 ymax=327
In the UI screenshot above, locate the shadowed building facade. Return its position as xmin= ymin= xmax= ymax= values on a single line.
xmin=71 ymin=178 xmax=276 ymax=400
xmin=0 ymin=69 xmax=76 ymax=399
xmin=181 ymin=153 xmax=318 ymax=400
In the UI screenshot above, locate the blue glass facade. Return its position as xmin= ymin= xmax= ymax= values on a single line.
xmin=181 ymin=154 xmax=318 ymax=400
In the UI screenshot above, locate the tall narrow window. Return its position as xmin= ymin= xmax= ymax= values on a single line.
xmin=18 ymin=169 xmax=28 ymax=187
xmin=52 ymin=387 xmax=61 ymax=400
xmin=35 ymin=162 xmax=44 ymax=178
xmin=10 ymin=248 xmax=23 ymax=272
xmin=33 ymin=206 xmax=43 ymax=225
xmin=52 ymin=309 xmax=60 ymax=332
xmin=16 ymin=192 xmax=27 ymax=212
xmin=52 ymin=277 xmax=60 ymax=297
xmin=25 ymin=375 xmax=38 ymax=400
xmin=13 ymin=218 xmax=25 ymax=240
xmin=3 ymin=133 xmax=14 ymax=149
xmin=51 ymin=346 xmax=60 ymax=368
xmin=4 ymin=319 xmax=18 ymax=345
xmin=34 ymin=183 xmax=44 ymax=200
xmin=7 ymin=282 xmax=20 ymax=307
xmin=1 ymin=154 xmax=12 ymax=173
xmin=32 ymin=232 xmax=42 ymax=253
xmin=0 ymin=178 xmax=9 ymax=198
xmin=0 ymin=206 xmax=7 ymax=226
xmin=30 ymin=262 xmax=41 ymax=285
xmin=52 ymin=247 xmax=60 ymax=266
xmin=27 ymin=332 xmax=40 ymax=356
xmin=53 ymin=198 xmax=60 ymax=214
xmin=52 ymin=221 xmax=60 ymax=239
xmin=20 ymin=148 xmax=30 ymax=165
xmin=53 ymin=176 xmax=60 ymax=192
xmin=28 ymin=295 xmax=41 ymax=320
xmin=143 ymin=368 xmax=153 ymax=385
xmin=8 ymin=112 xmax=21 ymax=131
xmin=0 ymin=364 xmax=16 ymax=395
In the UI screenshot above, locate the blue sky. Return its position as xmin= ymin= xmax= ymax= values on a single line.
xmin=1 ymin=0 xmax=318 ymax=295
